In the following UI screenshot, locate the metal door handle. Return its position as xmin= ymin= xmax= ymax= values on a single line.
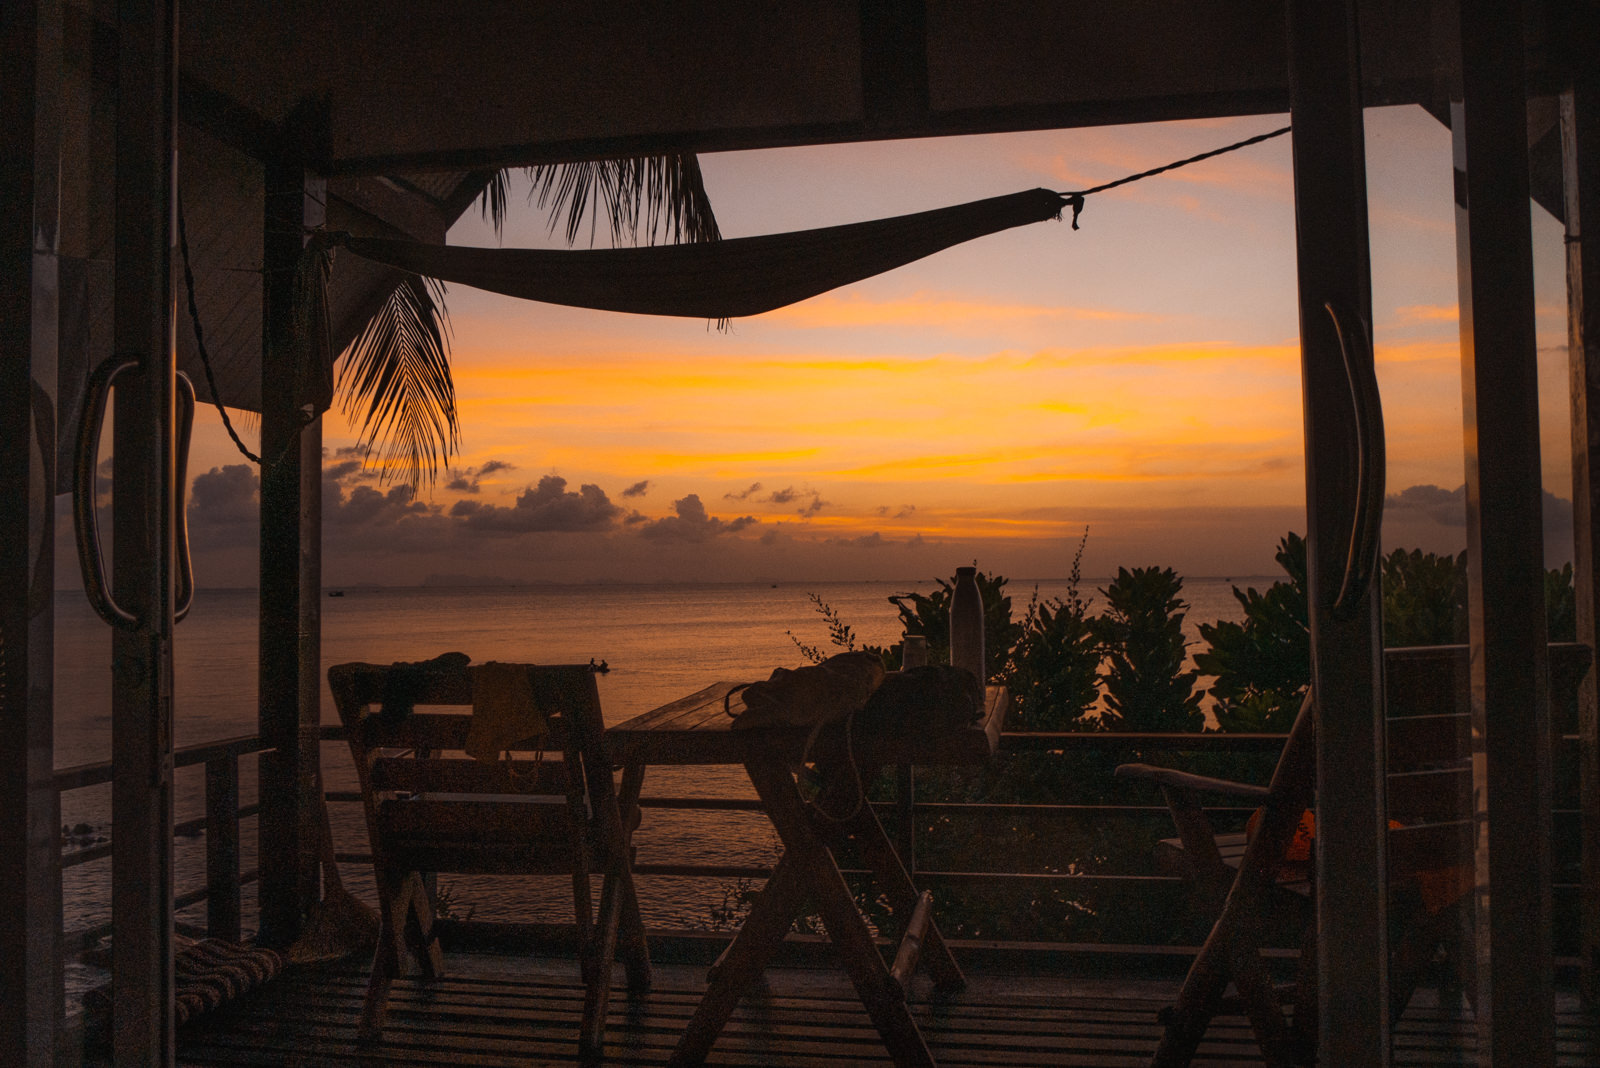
xmin=72 ymin=359 xmax=197 ymax=628
xmin=1325 ymin=302 xmax=1385 ymax=620
xmin=174 ymin=371 xmax=196 ymax=622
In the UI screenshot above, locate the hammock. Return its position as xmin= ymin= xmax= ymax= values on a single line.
xmin=331 ymin=188 xmax=1069 ymax=322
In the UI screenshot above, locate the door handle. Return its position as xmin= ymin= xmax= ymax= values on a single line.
xmin=72 ymin=358 xmax=197 ymax=628
xmin=1325 ymin=302 xmax=1385 ymax=621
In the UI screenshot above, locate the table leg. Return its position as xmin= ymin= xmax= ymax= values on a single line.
xmin=819 ymin=765 xmax=964 ymax=993
xmin=669 ymin=850 xmax=812 ymax=1067
xmin=615 ymin=762 xmax=651 ymax=986
xmin=747 ymin=759 xmax=937 ymax=1068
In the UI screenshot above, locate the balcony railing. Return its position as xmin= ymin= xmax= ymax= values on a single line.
xmin=54 ymin=721 xmax=1593 ymax=959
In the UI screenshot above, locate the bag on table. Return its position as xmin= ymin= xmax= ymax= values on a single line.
xmin=730 ymin=650 xmax=886 ymax=731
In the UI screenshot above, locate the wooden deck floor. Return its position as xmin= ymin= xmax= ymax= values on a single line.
xmin=168 ymin=952 xmax=1600 ymax=1067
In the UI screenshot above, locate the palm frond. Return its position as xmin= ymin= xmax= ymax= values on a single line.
xmin=477 ymin=169 xmax=510 ymax=239
xmin=337 ymin=274 xmax=459 ymax=489
xmin=353 ymin=154 xmax=718 ymax=489
xmin=526 ymin=153 xmax=721 ymax=246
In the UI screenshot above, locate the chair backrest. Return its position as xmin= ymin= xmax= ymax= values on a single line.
xmin=329 ymin=661 xmax=616 ymax=878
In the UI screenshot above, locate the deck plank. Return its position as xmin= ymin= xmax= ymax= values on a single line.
xmin=165 ymin=954 xmax=1600 ymax=1067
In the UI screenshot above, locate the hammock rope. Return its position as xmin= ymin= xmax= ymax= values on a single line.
xmin=178 ymin=191 xmax=262 ymax=464
xmin=1056 ymin=124 xmax=1292 ymax=228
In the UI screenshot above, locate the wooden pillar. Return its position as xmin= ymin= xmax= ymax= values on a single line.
xmin=0 ymin=0 xmax=63 ymax=1063
xmin=256 ymin=119 xmax=326 ymax=948
xmin=1453 ymin=0 xmax=1554 ymax=1060
xmin=110 ymin=0 xmax=179 ymax=1063
xmin=1286 ymin=2 xmax=1390 ymax=1062
xmin=1564 ymin=70 xmax=1600 ymax=1001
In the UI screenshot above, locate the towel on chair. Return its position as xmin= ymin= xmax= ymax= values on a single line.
xmin=466 ymin=662 xmax=546 ymax=763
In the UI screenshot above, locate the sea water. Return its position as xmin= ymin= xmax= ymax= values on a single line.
xmin=54 ymin=576 xmax=1260 ymax=938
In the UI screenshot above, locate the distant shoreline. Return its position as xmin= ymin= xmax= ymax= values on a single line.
xmin=56 ymin=575 xmax=1284 ymax=595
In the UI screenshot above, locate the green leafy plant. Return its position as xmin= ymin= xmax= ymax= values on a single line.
xmin=1007 ymin=532 xmax=1101 ymax=731
xmin=787 ymin=592 xmax=867 ymax=664
xmin=1380 ymin=547 xmax=1467 ymax=647
xmin=1197 ymin=536 xmax=1576 ymax=733
xmin=1095 ymin=566 xmax=1204 ymax=732
xmin=1195 ymin=533 xmax=1310 ymax=733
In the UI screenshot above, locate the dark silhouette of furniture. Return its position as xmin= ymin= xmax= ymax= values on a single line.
xmin=1116 ymin=642 xmax=1591 ymax=1067
xmin=329 ymin=660 xmax=649 ymax=1060
xmin=606 ymin=680 xmax=1008 ymax=1068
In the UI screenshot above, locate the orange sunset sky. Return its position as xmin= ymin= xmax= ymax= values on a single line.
xmin=173 ymin=106 xmax=1575 ymax=587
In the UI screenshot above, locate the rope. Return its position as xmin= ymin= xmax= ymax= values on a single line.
xmin=1057 ymin=124 xmax=1292 ymax=228
xmin=177 ymin=190 xmax=263 ymax=465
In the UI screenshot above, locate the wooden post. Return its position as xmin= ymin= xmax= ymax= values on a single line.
xmin=110 ymin=0 xmax=179 ymax=1063
xmin=256 ymin=116 xmax=326 ymax=948
xmin=0 ymin=0 xmax=64 ymax=1063
xmin=1286 ymin=1 xmax=1391 ymax=1063
xmin=205 ymin=755 xmax=242 ymax=943
xmin=1564 ymin=71 xmax=1600 ymax=1001
xmin=1453 ymin=1 xmax=1554 ymax=1060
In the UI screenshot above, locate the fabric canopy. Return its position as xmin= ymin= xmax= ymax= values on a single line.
xmin=334 ymin=188 xmax=1068 ymax=321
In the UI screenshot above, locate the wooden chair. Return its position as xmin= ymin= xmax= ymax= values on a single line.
xmin=329 ymin=660 xmax=650 ymax=1060
xmin=1116 ymin=642 xmax=1591 ymax=1067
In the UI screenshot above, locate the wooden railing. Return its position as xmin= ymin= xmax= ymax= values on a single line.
xmin=54 ymin=646 xmax=1594 ymax=958
xmin=57 ymin=734 xmax=266 ymax=951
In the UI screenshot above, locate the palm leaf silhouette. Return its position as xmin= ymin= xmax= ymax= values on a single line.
xmin=343 ymin=153 xmax=719 ymax=488
xmin=337 ymin=274 xmax=457 ymax=487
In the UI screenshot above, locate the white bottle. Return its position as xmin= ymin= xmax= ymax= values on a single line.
xmin=949 ymin=566 xmax=985 ymax=683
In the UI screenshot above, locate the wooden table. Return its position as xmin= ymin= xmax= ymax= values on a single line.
xmin=607 ymin=681 xmax=1009 ymax=1067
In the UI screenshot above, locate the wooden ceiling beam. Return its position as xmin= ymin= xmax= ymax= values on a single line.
xmin=173 ymin=1 xmax=1482 ymax=178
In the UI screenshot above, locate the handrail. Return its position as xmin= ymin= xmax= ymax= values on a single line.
xmin=54 ymin=733 xmax=267 ymax=792
xmin=55 ymin=723 xmax=1591 ymax=953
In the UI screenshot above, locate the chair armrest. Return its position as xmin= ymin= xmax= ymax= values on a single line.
xmin=1114 ymin=763 xmax=1272 ymax=802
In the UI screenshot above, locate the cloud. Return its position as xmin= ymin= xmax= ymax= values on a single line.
xmin=186 ymin=465 xmax=259 ymax=548
xmin=444 ymin=458 xmax=518 ymax=495
xmin=724 ymin=482 xmax=762 ymax=500
xmin=325 ymin=459 xmax=367 ymax=482
xmin=327 ymin=483 xmax=432 ymax=528
xmin=1385 ymin=483 xmax=1465 ymax=526
xmin=766 ymin=486 xmax=799 ymax=505
xmin=798 ymin=493 xmax=828 ymax=517
xmin=761 ymin=292 xmax=1154 ymax=330
xmin=636 ymin=494 xmax=758 ymax=542
xmin=458 ymin=474 xmax=622 ymax=533
xmin=826 ymin=532 xmax=888 ymax=549
xmin=1384 ymin=482 xmax=1575 ymax=566
xmin=1390 ymin=304 xmax=1458 ymax=326
xmin=189 ymin=465 xmax=258 ymax=526
xmin=622 ymin=479 xmax=652 ymax=498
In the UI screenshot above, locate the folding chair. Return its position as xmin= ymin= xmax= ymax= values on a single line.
xmin=1116 ymin=642 xmax=1590 ymax=1067
xmin=329 ymin=660 xmax=650 ymax=1060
